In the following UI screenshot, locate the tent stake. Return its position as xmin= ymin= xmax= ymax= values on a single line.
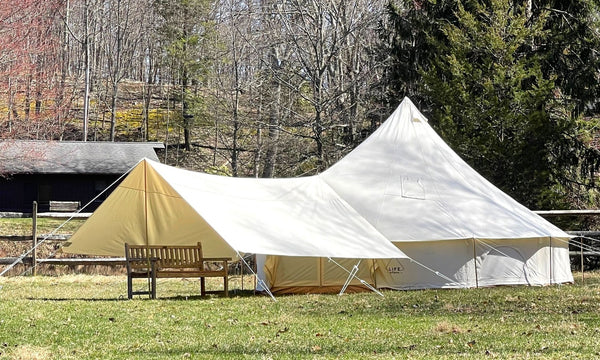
xmin=339 ymin=264 xmax=360 ymax=296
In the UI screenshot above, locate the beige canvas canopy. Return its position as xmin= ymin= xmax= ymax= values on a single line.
xmin=63 ymin=156 xmax=408 ymax=261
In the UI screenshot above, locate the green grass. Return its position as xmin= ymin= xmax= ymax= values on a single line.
xmin=0 ymin=274 xmax=600 ymax=359
xmin=0 ymin=218 xmax=85 ymax=236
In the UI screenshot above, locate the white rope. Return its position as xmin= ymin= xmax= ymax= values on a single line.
xmin=400 ymin=256 xmax=464 ymax=286
xmin=569 ymin=235 xmax=600 ymax=244
xmin=573 ymin=241 xmax=600 ymax=254
xmin=557 ymin=236 xmax=600 ymax=255
xmin=236 ymin=252 xmax=276 ymax=302
xmin=327 ymin=258 xmax=384 ymax=297
xmin=0 ymin=163 xmax=135 ymax=277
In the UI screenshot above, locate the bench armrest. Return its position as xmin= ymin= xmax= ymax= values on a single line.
xmin=202 ymin=257 xmax=232 ymax=262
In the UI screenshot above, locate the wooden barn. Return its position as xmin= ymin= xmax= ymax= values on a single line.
xmin=0 ymin=141 xmax=164 ymax=213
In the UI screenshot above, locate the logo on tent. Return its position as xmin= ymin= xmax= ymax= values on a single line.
xmin=387 ymin=264 xmax=405 ymax=274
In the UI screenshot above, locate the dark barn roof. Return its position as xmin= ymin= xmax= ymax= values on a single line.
xmin=0 ymin=141 xmax=164 ymax=175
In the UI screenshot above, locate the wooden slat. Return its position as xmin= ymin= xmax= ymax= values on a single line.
xmin=49 ymin=201 xmax=80 ymax=212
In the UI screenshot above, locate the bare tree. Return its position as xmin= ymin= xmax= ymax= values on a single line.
xmin=0 ymin=0 xmax=65 ymax=140
xmin=103 ymin=0 xmax=143 ymax=141
xmin=273 ymin=0 xmax=387 ymax=171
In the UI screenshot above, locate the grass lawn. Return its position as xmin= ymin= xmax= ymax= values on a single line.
xmin=0 ymin=218 xmax=85 ymax=237
xmin=0 ymin=273 xmax=599 ymax=359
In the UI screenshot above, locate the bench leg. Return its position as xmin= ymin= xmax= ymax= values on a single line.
xmin=224 ymin=276 xmax=228 ymax=297
xmin=127 ymin=275 xmax=133 ymax=299
xmin=151 ymin=270 xmax=157 ymax=299
xmin=200 ymin=277 xmax=206 ymax=296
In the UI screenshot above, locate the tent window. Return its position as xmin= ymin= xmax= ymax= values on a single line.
xmin=385 ymin=176 xmax=426 ymax=200
xmin=401 ymin=177 xmax=426 ymax=200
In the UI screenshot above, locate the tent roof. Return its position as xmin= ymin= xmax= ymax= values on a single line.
xmin=0 ymin=140 xmax=164 ymax=175
xmin=63 ymin=97 xmax=568 ymax=260
xmin=321 ymin=98 xmax=569 ymax=241
xmin=63 ymin=158 xmax=408 ymax=259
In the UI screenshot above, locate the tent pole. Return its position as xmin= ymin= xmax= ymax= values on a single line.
xmin=237 ymin=251 xmax=276 ymax=302
xmin=143 ymin=160 xmax=149 ymax=246
xmin=142 ymin=160 xmax=154 ymax=298
xmin=328 ymin=258 xmax=384 ymax=297
xmin=549 ymin=236 xmax=553 ymax=285
xmin=473 ymin=238 xmax=478 ymax=289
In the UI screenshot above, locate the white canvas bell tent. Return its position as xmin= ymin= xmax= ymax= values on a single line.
xmin=313 ymin=97 xmax=572 ymax=289
xmin=63 ymin=97 xmax=573 ymax=293
xmin=258 ymin=97 xmax=573 ymax=291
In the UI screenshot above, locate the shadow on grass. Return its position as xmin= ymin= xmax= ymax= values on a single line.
xmin=24 ymin=289 xmax=263 ymax=302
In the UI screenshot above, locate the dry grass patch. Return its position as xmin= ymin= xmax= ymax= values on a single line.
xmin=4 ymin=345 xmax=52 ymax=360
xmin=433 ymin=320 xmax=466 ymax=334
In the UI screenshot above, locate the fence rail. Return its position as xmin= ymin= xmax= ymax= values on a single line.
xmin=2 ymin=207 xmax=600 ymax=274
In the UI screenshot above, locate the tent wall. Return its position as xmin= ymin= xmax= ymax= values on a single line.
xmin=63 ymin=160 xmax=237 ymax=258
xmin=476 ymin=238 xmax=572 ymax=287
xmin=374 ymin=237 xmax=572 ymax=290
xmin=262 ymin=256 xmax=377 ymax=294
xmin=375 ymin=239 xmax=477 ymax=289
xmin=260 ymin=237 xmax=573 ymax=293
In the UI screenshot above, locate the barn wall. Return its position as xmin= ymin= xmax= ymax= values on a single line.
xmin=0 ymin=174 xmax=120 ymax=213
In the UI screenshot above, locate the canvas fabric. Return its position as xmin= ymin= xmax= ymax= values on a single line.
xmin=64 ymin=97 xmax=573 ymax=290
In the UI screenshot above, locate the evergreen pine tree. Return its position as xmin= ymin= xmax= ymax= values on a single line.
xmin=383 ymin=0 xmax=600 ymax=209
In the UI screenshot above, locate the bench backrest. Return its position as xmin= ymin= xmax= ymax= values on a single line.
xmin=125 ymin=243 xmax=205 ymax=270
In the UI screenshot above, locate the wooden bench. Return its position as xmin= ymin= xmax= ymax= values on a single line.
xmin=124 ymin=242 xmax=230 ymax=299
xmin=49 ymin=201 xmax=80 ymax=212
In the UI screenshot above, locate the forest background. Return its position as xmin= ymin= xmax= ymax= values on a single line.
xmin=0 ymin=0 xmax=599 ymax=213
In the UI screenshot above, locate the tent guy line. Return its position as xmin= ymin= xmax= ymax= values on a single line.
xmin=0 ymin=165 xmax=135 ymax=278
xmin=3 ymin=98 xmax=574 ymax=294
xmin=557 ymin=237 xmax=600 ymax=256
xmin=236 ymin=250 xmax=276 ymax=301
xmin=327 ymin=258 xmax=384 ymax=297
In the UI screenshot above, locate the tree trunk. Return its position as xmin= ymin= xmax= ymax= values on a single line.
xmin=109 ymin=80 xmax=118 ymax=141
xmin=261 ymin=48 xmax=282 ymax=178
xmin=82 ymin=0 xmax=91 ymax=142
xmin=231 ymin=53 xmax=240 ymax=177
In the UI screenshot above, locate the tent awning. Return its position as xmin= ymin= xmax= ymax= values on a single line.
xmin=63 ymin=159 xmax=408 ymax=259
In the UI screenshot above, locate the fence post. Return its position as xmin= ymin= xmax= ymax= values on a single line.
xmin=581 ymin=237 xmax=584 ymax=283
xmin=32 ymin=201 xmax=37 ymax=276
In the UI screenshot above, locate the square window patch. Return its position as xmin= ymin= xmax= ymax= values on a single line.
xmin=385 ymin=176 xmax=426 ymax=200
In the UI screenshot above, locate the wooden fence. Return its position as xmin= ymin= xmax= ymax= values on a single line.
xmin=1 ymin=207 xmax=600 ymax=276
